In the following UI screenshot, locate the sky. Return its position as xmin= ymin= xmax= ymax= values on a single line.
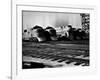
xmin=22 ymin=11 xmax=82 ymax=30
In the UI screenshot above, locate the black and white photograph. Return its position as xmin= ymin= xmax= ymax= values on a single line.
xmin=10 ymin=1 xmax=97 ymax=80
xmin=22 ymin=11 xmax=90 ymax=69
xmin=0 ymin=0 xmax=99 ymax=80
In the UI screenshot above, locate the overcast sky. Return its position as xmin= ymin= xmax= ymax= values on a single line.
xmin=22 ymin=11 xmax=82 ymax=30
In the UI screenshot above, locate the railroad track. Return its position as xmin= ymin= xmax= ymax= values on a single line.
xmin=22 ymin=40 xmax=89 ymax=68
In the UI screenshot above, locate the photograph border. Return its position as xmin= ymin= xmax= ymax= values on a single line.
xmin=11 ymin=1 xmax=97 ymax=80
